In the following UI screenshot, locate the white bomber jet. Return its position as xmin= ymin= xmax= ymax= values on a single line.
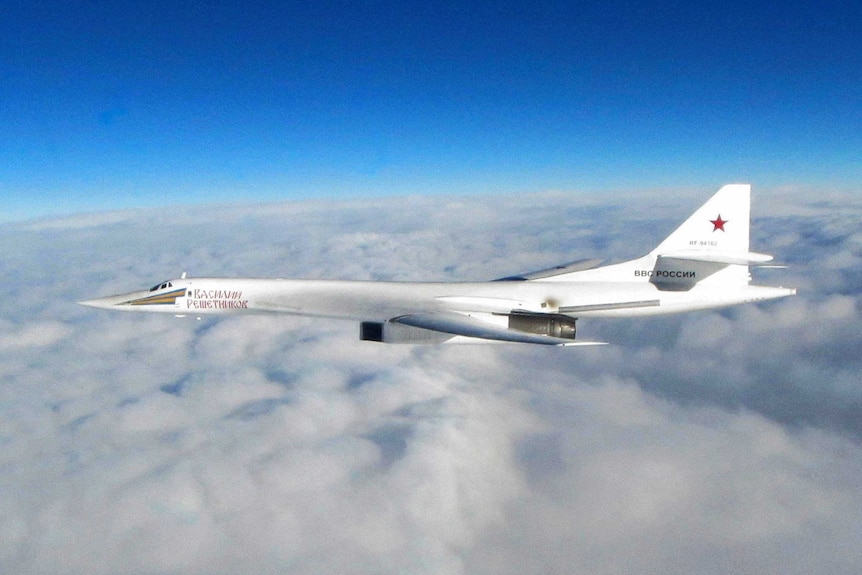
xmin=79 ymin=184 xmax=796 ymax=346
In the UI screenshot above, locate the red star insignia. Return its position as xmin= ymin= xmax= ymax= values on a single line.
xmin=710 ymin=214 xmax=727 ymax=232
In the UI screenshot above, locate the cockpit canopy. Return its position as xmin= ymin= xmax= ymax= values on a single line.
xmin=149 ymin=280 xmax=173 ymax=292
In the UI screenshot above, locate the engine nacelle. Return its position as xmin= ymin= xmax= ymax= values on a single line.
xmin=360 ymin=313 xmax=577 ymax=344
xmin=360 ymin=321 xmax=452 ymax=344
xmin=508 ymin=313 xmax=577 ymax=339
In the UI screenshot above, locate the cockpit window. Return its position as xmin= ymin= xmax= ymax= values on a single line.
xmin=149 ymin=281 xmax=174 ymax=292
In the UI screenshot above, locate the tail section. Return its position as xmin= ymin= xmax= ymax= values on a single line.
xmin=546 ymin=184 xmax=773 ymax=288
xmin=646 ymin=183 xmax=764 ymax=289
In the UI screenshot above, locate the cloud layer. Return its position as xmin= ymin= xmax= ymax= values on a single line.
xmin=1 ymin=188 xmax=860 ymax=574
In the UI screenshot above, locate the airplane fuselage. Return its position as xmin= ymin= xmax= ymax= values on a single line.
xmin=84 ymin=276 xmax=794 ymax=320
xmin=80 ymin=185 xmax=796 ymax=346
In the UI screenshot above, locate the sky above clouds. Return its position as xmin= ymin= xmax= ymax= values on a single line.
xmin=1 ymin=189 xmax=861 ymax=574
xmin=2 ymin=0 xmax=861 ymax=220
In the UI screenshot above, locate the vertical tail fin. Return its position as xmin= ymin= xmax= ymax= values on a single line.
xmin=650 ymin=183 xmax=750 ymax=256
xmin=546 ymin=184 xmax=771 ymax=288
xmin=647 ymin=183 xmax=768 ymax=288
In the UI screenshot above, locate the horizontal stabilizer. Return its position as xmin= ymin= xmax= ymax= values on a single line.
xmin=660 ymin=250 xmax=773 ymax=265
xmin=392 ymin=312 xmax=606 ymax=346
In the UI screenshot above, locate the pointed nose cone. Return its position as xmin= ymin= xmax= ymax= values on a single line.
xmin=77 ymin=295 xmax=124 ymax=309
xmin=77 ymin=291 xmax=144 ymax=309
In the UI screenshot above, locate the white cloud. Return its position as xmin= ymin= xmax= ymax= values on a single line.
xmin=1 ymin=188 xmax=861 ymax=574
xmin=0 ymin=320 xmax=71 ymax=349
xmin=468 ymin=377 xmax=862 ymax=575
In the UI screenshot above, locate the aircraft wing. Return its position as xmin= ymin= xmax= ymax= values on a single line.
xmin=391 ymin=312 xmax=607 ymax=346
xmin=495 ymin=258 xmax=603 ymax=281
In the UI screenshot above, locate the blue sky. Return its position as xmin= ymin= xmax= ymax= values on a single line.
xmin=2 ymin=0 xmax=860 ymax=220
